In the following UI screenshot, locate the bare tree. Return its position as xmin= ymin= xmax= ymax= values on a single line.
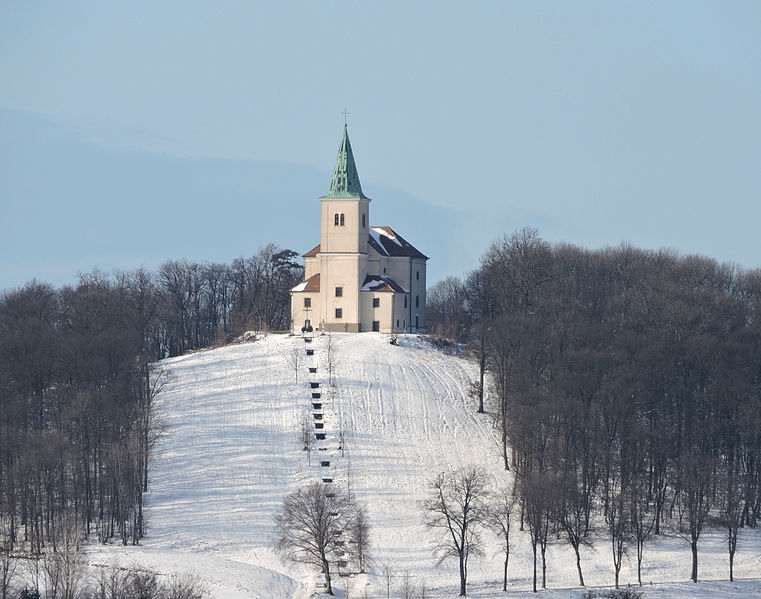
xmin=91 ymin=561 xmax=129 ymax=599
xmin=629 ymin=478 xmax=656 ymax=586
xmin=0 ymin=549 xmax=18 ymax=599
xmin=350 ymin=505 xmax=371 ymax=573
xmin=488 ymin=487 xmax=516 ymax=592
xmin=381 ymin=563 xmax=394 ymax=599
xmin=399 ymin=571 xmax=415 ymax=599
xmin=521 ymin=470 xmax=552 ymax=592
xmin=41 ymin=525 xmax=85 ymax=599
xmin=275 ymin=482 xmax=360 ymax=595
xmin=323 ymin=332 xmax=339 ymax=386
xmin=164 ymin=573 xmax=208 ymax=599
xmin=553 ymin=475 xmax=592 ymax=587
xmin=287 ymin=345 xmax=302 ymax=382
xmin=423 ymin=466 xmax=490 ymax=597
xmin=606 ymin=490 xmax=631 ymax=589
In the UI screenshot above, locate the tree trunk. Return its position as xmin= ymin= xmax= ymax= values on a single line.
xmin=532 ymin=542 xmax=537 ymax=593
xmin=574 ymin=544 xmax=584 ymax=587
xmin=503 ymin=556 xmax=508 ymax=591
xmin=478 ymin=335 xmax=485 ymax=414
xmin=459 ymin=552 xmax=466 ymax=596
xmin=690 ymin=537 xmax=698 ymax=582
xmin=324 ymin=558 xmax=333 ymax=595
xmin=541 ymin=544 xmax=547 ymax=589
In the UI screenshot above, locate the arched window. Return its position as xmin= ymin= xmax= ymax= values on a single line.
xmin=334 ymin=213 xmax=339 ymax=226
xmin=340 ymin=213 xmax=345 ymax=226
xmin=362 ymin=214 xmax=366 ymax=228
xmin=415 ymin=295 xmax=419 ymax=308
xmin=416 ymin=271 xmax=419 ymax=281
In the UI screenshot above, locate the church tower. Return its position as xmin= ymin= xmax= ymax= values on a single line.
xmin=318 ymin=125 xmax=371 ymax=331
xmin=290 ymin=125 xmax=428 ymax=334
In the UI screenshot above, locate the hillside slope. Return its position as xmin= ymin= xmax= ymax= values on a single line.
xmin=90 ymin=333 xmax=760 ymax=599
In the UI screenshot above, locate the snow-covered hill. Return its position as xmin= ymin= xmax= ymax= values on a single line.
xmin=90 ymin=333 xmax=761 ymax=598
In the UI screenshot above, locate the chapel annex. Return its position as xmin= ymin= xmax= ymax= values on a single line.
xmin=290 ymin=126 xmax=428 ymax=333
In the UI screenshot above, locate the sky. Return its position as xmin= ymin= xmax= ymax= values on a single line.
xmin=1 ymin=1 xmax=760 ymax=290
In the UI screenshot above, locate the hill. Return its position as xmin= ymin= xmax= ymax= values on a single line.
xmin=89 ymin=333 xmax=761 ymax=598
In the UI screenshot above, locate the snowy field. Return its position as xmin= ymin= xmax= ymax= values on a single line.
xmin=88 ymin=333 xmax=761 ymax=598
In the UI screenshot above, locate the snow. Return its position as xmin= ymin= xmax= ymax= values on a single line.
xmin=88 ymin=333 xmax=761 ymax=598
xmin=359 ymin=275 xmax=409 ymax=293
xmin=369 ymin=226 xmax=402 ymax=249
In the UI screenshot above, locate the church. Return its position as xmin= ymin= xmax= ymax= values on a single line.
xmin=290 ymin=126 xmax=428 ymax=334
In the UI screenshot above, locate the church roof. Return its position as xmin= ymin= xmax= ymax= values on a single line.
xmin=301 ymin=227 xmax=428 ymax=261
xmin=303 ymin=244 xmax=320 ymax=258
xmin=368 ymin=226 xmax=429 ymax=260
xmin=361 ymin=275 xmax=408 ymax=294
xmin=292 ymin=272 xmax=320 ymax=293
xmin=324 ymin=125 xmax=367 ymax=199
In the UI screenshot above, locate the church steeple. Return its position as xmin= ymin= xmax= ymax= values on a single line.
xmin=326 ymin=125 xmax=365 ymax=198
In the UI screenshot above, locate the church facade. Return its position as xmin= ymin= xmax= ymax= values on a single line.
xmin=290 ymin=126 xmax=428 ymax=333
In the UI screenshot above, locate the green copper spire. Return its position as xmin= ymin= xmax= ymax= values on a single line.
xmin=326 ymin=125 xmax=365 ymax=198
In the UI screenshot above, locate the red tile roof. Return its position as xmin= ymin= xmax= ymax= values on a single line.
xmin=292 ymin=273 xmax=320 ymax=293
xmin=303 ymin=244 xmax=320 ymax=257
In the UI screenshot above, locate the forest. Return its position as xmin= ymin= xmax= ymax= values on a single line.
xmin=427 ymin=229 xmax=761 ymax=588
xmin=0 ymin=244 xmax=303 ymax=554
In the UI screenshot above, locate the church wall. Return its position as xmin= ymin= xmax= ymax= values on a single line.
xmin=319 ymin=253 xmax=366 ymax=331
xmin=304 ymin=256 xmax=319 ymax=279
xmin=320 ymin=197 xmax=370 ymax=254
xmin=360 ymin=291 xmax=402 ymax=333
xmin=411 ymin=257 xmax=427 ymax=332
xmin=291 ymin=291 xmax=320 ymax=331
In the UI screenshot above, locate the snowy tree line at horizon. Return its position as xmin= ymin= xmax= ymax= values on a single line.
xmin=0 ymin=244 xmax=303 ymax=557
xmin=427 ymin=229 xmax=761 ymax=589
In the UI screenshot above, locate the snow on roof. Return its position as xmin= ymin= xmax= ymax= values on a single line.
xmin=291 ymin=273 xmax=320 ymax=293
xmin=361 ymin=275 xmax=408 ymax=293
xmin=368 ymin=226 xmax=428 ymax=260
xmin=370 ymin=226 xmax=402 ymax=247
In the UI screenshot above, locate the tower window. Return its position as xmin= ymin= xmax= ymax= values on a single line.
xmin=304 ymin=297 xmax=311 ymax=307
xmin=362 ymin=214 xmax=366 ymax=228
xmin=335 ymin=308 xmax=343 ymax=319
xmin=335 ymin=287 xmax=343 ymax=297
xmin=373 ymin=297 xmax=380 ymax=308
xmin=340 ymin=213 xmax=345 ymax=226
xmin=334 ymin=213 xmax=339 ymax=226
xmin=404 ymin=296 xmax=407 ymax=308
xmin=416 ymin=295 xmax=419 ymax=308
xmin=416 ymin=271 xmax=419 ymax=281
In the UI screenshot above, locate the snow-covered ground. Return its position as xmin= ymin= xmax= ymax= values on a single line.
xmin=89 ymin=333 xmax=761 ymax=598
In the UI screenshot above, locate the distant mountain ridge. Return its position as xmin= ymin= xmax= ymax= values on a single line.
xmin=0 ymin=108 xmax=463 ymax=290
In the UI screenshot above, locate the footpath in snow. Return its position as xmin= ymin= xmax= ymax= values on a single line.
xmin=89 ymin=333 xmax=761 ymax=599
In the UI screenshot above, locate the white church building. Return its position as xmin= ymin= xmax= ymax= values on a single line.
xmin=290 ymin=126 xmax=428 ymax=333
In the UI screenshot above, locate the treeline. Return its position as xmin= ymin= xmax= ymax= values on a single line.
xmin=428 ymin=229 xmax=761 ymax=586
xmin=0 ymin=244 xmax=302 ymax=553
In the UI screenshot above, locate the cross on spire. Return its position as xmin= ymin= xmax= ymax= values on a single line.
xmin=342 ymin=108 xmax=350 ymax=126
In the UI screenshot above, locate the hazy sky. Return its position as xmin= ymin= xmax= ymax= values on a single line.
xmin=2 ymin=1 xmax=760 ymax=290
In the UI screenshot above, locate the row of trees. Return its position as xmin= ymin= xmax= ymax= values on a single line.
xmin=428 ymin=229 xmax=761 ymax=588
xmin=0 ymin=244 xmax=302 ymax=554
xmin=1 ymin=547 xmax=207 ymax=599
